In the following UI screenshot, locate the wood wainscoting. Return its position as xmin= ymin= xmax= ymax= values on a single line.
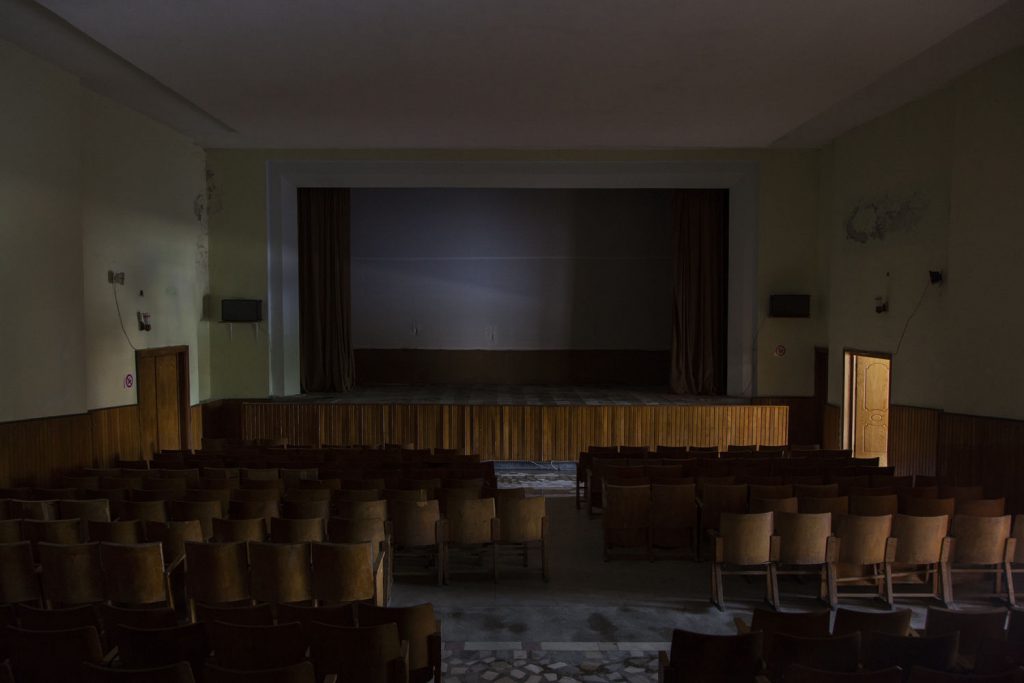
xmin=241 ymin=402 xmax=790 ymax=461
xmin=0 ymin=403 xmax=203 ymax=487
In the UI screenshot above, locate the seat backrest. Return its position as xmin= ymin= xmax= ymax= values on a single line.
xmin=0 ymin=541 xmax=40 ymax=603
xmin=207 ymin=621 xmax=308 ymax=670
xmin=749 ymin=484 xmax=794 ymax=500
xmin=939 ymin=485 xmax=985 ymax=502
xmin=701 ymin=484 xmax=749 ymax=531
xmin=603 ymin=485 xmax=651 ymax=529
xmin=14 ymin=603 xmax=99 ymax=632
xmin=833 ymin=514 xmax=892 ymax=564
xmin=87 ymin=519 xmax=143 ymax=544
xmin=748 ymin=608 xmax=830 ymax=637
xmin=862 ymin=631 xmax=958 ymax=674
xmin=80 ymin=661 xmax=196 ymax=683
xmin=169 ymin=500 xmax=222 ymax=539
xmin=849 ymin=495 xmax=899 ymax=517
xmin=799 ymin=496 xmax=850 ymax=516
xmin=276 ymin=602 xmax=355 ymax=630
xmin=212 ymin=517 xmax=266 ymax=543
xmin=668 ymin=628 xmax=763 ymax=683
xmin=270 ymin=517 xmax=326 ymax=543
xmin=328 ymin=516 xmax=387 ymax=550
xmin=832 ymin=608 xmax=912 ymax=636
xmin=122 ymin=500 xmax=168 ymax=523
xmin=786 ymin=664 xmax=902 ymax=683
xmin=719 ymin=512 xmax=773 ymax=565
xmin=195 ymin=602 xmax=274 ymax=626
xmin=249 ymin=541 xmax=312 ymax=605
xmin=38 ymin=541 xmax=105 ymax=606
xmin=447 ymin=498 xmax=497 ymax=545
xmin=496 ymin=496 xmax=545 ymax=543
xmin=100 ymin=542 xmax=168 ymax=605
xmin=145 ymin=520 xmax=204 ymax=564
xmin=751 ymin=496 xmax=799 ymax=515
xmin=281 ymin=499 xmax=331 ymax=520
xmin=650 ymin=483 xmax=697 ymax=528
xmin=924 ymin=607 xmax=1009 ymax=661
xmin=5 ymin=625 xmax=104 ymax=683
xmin=115 ymin=623 xmax=209 ymax=672
xmin=950 ymin=514 xmax=1012 ymax=564
xmin=891 ymin=514 xmax=948 ymax=564
xmin=794 ymin=484 xmax=840 ymax=498
xmin=775 ymin=512 xmax=831 ymax=565
xmin=955 ymin=498 xmax=1006 ymax=517
xmin=764 ymin=631 xmax=861 ymax=680
xmin=184 ymin=541 xmax=251 ymax=605
xmin=390 ymin=500 xmax=440 ymax=547
xmin=307 ymin=622 xmax=402 ymax=683
xmin=356 ymin=602 xmax=438 ymax=674
xmin=204 ymin=661 xmax=317 ymax=683
xmin=904 ymin=497 xmax=956 ymax=519
xmin=1014 ymin=514 xmax=1024 ymax=564
xmin=311 ymin=541 xmax=374 ymax=603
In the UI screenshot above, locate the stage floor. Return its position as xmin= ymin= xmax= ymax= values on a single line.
xmin=280 ymin=384 xmax=747 ymax=406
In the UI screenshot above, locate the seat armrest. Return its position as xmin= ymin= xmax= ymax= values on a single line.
xmin=769 ymin=535 xmax=781 ymax=562
xmin=734 ymin=617 xmax=751 ymax=634
xmin=102 ymin=645 xmax=119 ymax=665
xmin=884 ymin=537 xmax=898 ymax=563
xmin=324 ymin=676 xmax=338 ymax=683
xmin=658 ymin=651 xmax=671 ymax=683
xmin=826 ymin=535 xmax=840 ymax=563
xmin=165 ymin=553 xmax=186 ymax=575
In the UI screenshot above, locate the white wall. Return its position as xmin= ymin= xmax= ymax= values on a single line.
xmin=0 ymin=38 xmax=209 ymax=421
xmin=351 ymin=188 xmax=673 ymax=350
xmin=0 ymin=40 xmax=87 ymax=422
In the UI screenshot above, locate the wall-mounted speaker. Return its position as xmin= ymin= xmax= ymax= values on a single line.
xmin=221 ymin=298 xmax=263 ymax=323
xmin=769 ymin=294 xmax=810 ymax=318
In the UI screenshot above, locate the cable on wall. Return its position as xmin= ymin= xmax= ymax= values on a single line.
xmin=893 ymin=282 xmax=930 ymax=356
xmin=112 ymin=282 xmax=138 ymax=351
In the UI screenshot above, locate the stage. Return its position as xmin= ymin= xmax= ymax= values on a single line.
xmin=236 ymin=385 xmax=788 ymax=461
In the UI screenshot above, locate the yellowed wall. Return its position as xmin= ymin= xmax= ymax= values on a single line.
xmin=822 ymin=48 xmax=1024 ymax=420
xmin=0 ymin=39 xmax=208 ymax=421
xmin=207 ymin=148 xmax=824 ymax=398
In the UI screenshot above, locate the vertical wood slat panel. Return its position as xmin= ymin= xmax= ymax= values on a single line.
xmin=888 ymin=405 xmax=940 ymax=476
xmin=823 ymin=404 xmax=842 ymax=449
xmin=90 ymin=405 xmax=142 ymax=466
xmin=239 ymin=402 xmax=790 ymax=461
xmin=937 ymin=412 xmax=1024 ymax=513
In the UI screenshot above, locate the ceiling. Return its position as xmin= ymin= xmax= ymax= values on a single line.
xmin=3 ymin=0 xmax=1023 ymax=149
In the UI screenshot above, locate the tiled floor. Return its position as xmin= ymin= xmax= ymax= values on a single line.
xmin=444 ymin=645 xmax=661 ymax=682
xmin=280 ymin=384 xmax=747 ymax=406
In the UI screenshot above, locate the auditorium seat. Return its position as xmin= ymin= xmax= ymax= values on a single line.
xmin=947 ymin=515 xmax=1015 ymax=606
xmin=307 ymin=621 xmax=406 ymax=683
xmin=81 ymin=661 xmax=197 ymax=683
xmin=389 ymin=500 xmax=444 ymax=586
xmin=832 ymin=513 xmax=896 ymax=608
xmin=889 ymin=514 xmax=951 ymax=606
xmin=207 ymin=621 xmax=307 ymax=671
xmin=763 ymin=631 xmax=861 ymax=681
xmin=602 ymin=483 xmax=651 ymax=561
xmin=211 ymin=517 xmax=266 ymax=542
xmin=101 ymin=541 xmax=178 ymax=608
xmin=711 ymin=511 xmax=779 ymax=610
xmin=445 ymin=497 xmax=499 ymax=582
xmin=250 ymin=542 xmax=313 ymax=606
xmin=38 ymin=541 xmax=105 ymax=607
xmin=356 ymin=603 xmax=443 ymax=683
xmin=659 ymin=628 xmax=763 ymax=683
xmin=774 ymin=511 xmax=835 ymax=607
xmin=204 ymin=661 xmax=320 ymax=683
xmin=832 ymin=607 xmax=913 ymax=636
xmin=4 ymin=624 xmax=105 ymax=683
xmin=863 ymin=631 xmax=959 ymax=682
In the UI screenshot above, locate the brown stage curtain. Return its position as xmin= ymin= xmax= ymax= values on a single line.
xmin=670 ymin=189 xmax=728 ymax=395
xmin=298 ymin=188 xmax=354 ymax=393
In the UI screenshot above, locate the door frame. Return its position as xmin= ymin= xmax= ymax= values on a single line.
xmin=136 ymin=345 xmax=192 ymax=451
xmin=842 ymin=348 xmax=892 ymax=457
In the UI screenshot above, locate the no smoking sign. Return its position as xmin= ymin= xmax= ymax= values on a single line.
xmin=124 ymin=374 xmax=134 ymax=389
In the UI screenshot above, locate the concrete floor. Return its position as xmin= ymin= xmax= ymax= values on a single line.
xmin=391 ymin=495 xmax=940 ymax=645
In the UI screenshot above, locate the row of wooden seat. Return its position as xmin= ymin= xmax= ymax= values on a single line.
xmin=703 ymin=510 xmax=1022 ymax=610
xmin=0 ymin=599 xmax=441 ymax=683
xmin=660 ymin=605 xmax=1024 ymax=681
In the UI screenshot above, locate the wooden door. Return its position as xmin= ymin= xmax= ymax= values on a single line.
xmin=137 ymin=346 xmax=190 ymax=457
xmin=848 ymin=353 xmax=890 ymax=464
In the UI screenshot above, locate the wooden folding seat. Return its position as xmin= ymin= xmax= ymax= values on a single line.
xmin=311 ymin=541 xmax=379 ymax=605
xmin=923 ymin=606 xmax=1009 ymax=671
xmin=650 ymin=482 xmax=697 ymax=559
xmin=20 ymin=518 xmax=81 ymax=562
xmin=750 ymin=484 xmax=794 ymax=501
xmin=270 ymin=516 xmax=326 ymax=543
xmin=15 ymin=603 xmax=100 ymax=632
xmin=800 ymin=496 xmax=850 ymax=518
xmin=249 ymin=542 xmax=312 ymax=605
xmin=788 ymin=665 xmax=903 ymax=683
xmin=195 ymin=602 xmax=274 ymax=626
xmin=100 ymin=475 xmax=144 ymax=491
xmin=727 ymin=444 xmax=757 ymax=452
xmin=956 ymin=498 xmax=1006 ymax=517
xmin=169 ymin=499 xmax=222 ymax=540
xmin=795 ymin=483 xmax=840 ymax=498
xmin=390 ymin=500 xmax=444 ymax=585
xmin=947 ymin=514 xmax=1015 ymax=606
xmin=939 ymin=485 xmax=986 ymax=503
xmin=87 ymin=520 xmax=143 ymax=546
xmin=734 ymin=607 xmax=830 ymax=638
xmin=773 ymin=511 xmax=836 ymax=607
xmin=885 ymin=513 xmax=952 ymax=606
xmin=184 ymin=541 xmax=250 ymax=616
xmin=600 ymin=483 xmax=650 ymax=561
xmin=655 ymin=445 xmax=688 ymax=457
xmin=96 ymin=604 xmax=177 ymax=648
xmin=207 ymin=621 xmax=307 ymax=670
xmin=356 ymin=602 xmax=442 ymax=683
xmin=585 ymin=460 xmax=628 ymax=514
xmin=35 ymin=487 xmax=79 ymax=501
xmin=763 ymin=632 xmax=862 ymax=681
xmin=57 ymin=499 xmax=111 ymax=540
xmin=80 ymin=661 xmax=196 ymax=683
xmin=711 ymin=511 xmax=779 ymax=610
xmin=145 ymin=520 xmax=203 ymax=567
xmin=0 ymin=519 xmax=18 ymax=543
xmin=208 ymin=517 xmax=261 ymax=543
xmin=279 ymin=467 xmax=319 ymax=486
xmin=4 ymin=625 xmax=104 ymax=683
xmin=141 ymin=478 xmax=189 ymax=500
xmin=60 ymin=475 xmax=101 ymax=491
xmin=8 ymin=499 xmax=56 ymax=520
xmin=307 ymin=621 xmax=407 ymax=683
xmin=122 ymin=499 xmax=168 ymax=524
xmin=335 ymin=499 xmax=388 ymax=521
xmin=905 ymin=497 xmax=957 ymax=521
xmin=862 ymin=631 xmax=959 ymax=679
xmin=114 ymin=623 xmax=210 ymax=677
xmin=751 ymin=496 xmax=798 ymax=514
xmin=228 ymin=499 xmax=280 ymax=525
xmin=204 ymin=661 xmax=318 ymax=683
xmin=38 ymin=541 xmax=104 ymax=607
xmin=659 ymin=628 xmax=763 ymax=683
xmin=695 ymin=474 xmax=734 ymax=497
xmin=445 ymin=497 xmax=499 ymax=581
xmin=904 ymin=667 xmax=1021 ymax=682
xmin=495 ymin=496 xmax=548 ymax=581
xmin=399 ymin=478 xmax=441 ymax=501
xmin=231 ymin=486 xmax=282 ymax=503
xmin=831 ymin=513 xmax=896 ymax=608
xmin=342 ymin=477 xmax=387 ymax=491
xmin=334 ymin=488 xmax=384 ymax=505
xmin=850 ymin=494 xmax=900 ymax=517
xmin=384 ymin=489 xmax=429 ymax=518
xmin=100 ymin=542 xmax=176 ymax=607
xmin=850 ymin=486 xmax=898 ymax=498
xmin=832 ymin=607 xmax=913 ymax=636
xmin=437 ymin=486 xmax=483 ymax=515
xmin=281 ymin=499 xmax=331 ymax=520
xmin=240 ymin=467 xmax=280 ymax=482
xmin=700 ymin=483 xmax=749 ymax=543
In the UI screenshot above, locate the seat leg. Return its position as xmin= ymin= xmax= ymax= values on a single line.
xmin=883 ymin=563 xmax=895 ymax=609
xmin=1004 ymin=562 xmax=1016 ymax=607
xmin=941 ymin=563 xmax=954 ymax=608
xmin=711 ymin=562 xmax=724 ymax=610
xmin=826 ymin=562 xmax=838 ymax=609
xmin=768 ymin=564 xmax=780 ymax=610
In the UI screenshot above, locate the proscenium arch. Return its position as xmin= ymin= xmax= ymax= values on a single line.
xmin=266 ymin=160 xmax=758 ymax=398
